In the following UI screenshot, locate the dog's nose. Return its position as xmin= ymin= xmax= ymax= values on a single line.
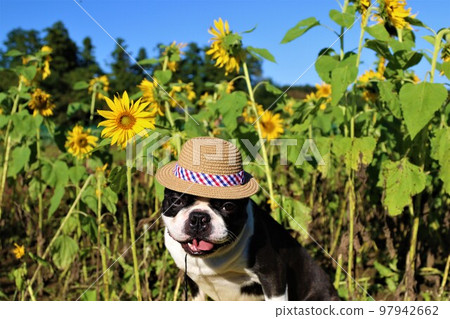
xmin=189 ymin=212 xmax=211 ymax=231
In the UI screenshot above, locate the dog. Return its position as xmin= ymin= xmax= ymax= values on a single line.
xmin=155 ymin=136 xmax=338 ymax=301
xmin=161 ymin=188 xmax=339 ymax=301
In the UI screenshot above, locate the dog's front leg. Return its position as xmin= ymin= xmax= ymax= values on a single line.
xmin=257 ymin=270 xmax=289 ymax=301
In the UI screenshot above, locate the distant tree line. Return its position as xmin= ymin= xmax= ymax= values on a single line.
xmin=0 ymin=21 xmax=313 ymax=114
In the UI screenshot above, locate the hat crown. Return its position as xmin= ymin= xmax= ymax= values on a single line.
xmin=177 ymin=137 xmax=242 ymax=175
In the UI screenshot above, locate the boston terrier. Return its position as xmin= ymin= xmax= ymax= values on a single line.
xmin=161 ymin=188 xmax=339 ymax=301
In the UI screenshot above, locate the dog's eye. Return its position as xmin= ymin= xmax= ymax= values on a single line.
xmin=221 ymin=202 xmax=236 ymax=212
xmin=170 ymin=195 xmax=186 ymax=207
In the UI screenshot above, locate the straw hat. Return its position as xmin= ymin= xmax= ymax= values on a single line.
xmin=155 ymin=137 xmax=259 ymax=199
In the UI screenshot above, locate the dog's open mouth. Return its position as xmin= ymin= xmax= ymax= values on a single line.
xmin=181 ymin=238 xmax=219 ymax=255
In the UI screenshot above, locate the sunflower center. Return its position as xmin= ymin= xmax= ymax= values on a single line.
xmin=35 ymin=96 xmax=48 ymax=110
xmin=261 ymin=121 xmax=275 ymax=133
xmin=77 ymin=137 xmax=88 ymax=148
xmin=118 ymin=112 xmax=136 ymax=129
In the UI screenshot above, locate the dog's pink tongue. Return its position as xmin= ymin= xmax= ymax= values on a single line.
xmin=192 ymin=239 xmax=214 ymax=251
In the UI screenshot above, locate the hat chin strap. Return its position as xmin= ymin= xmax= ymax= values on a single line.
xmin=173 ymin=163 xmax=244 ymax=187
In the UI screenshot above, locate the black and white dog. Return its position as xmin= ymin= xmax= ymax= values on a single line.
xmin=162 ymin=188 xmax=339 ymax=301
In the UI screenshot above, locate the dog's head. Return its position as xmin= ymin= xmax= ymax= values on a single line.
xmin=161 ymin=188 xmax=249 ymax=256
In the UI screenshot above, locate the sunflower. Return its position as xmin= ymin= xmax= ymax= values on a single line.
xmin=12 ymin=243 xmax=25 ymax=259
xmin=28 ymin=88 xmax=55 ymax=117
xmin=98 ymin=91 xmax=157 ymax=148
xmin=168 ymin=81 xmax=196 ymax=107
xmin=65 ymin=125 xmax=98 ymax=159
xmin=377 ymin=57 xmax=386 ymax=76
xmin=283 ymin=99 xmax=295 ymax=116
xmin=242 ymin=101 xmax=264 ymax=123
xmin=358 ymin=69 xmax=384 ymax=83
xmin=304 ymin=91 xmax=317 ymax=102
xmin=362 ymin=90 xmax=378 ymax=102
xmin=89 ymin=75 xmax=109 ymax=99
xmin=21 ymin=46 xmax=52 ymax=81
xmin=259 ymin=111 xmax=284 ymax=141
xmin=226 ymin=81 xmax=235 ymax=94
xmin=315 ymin=82 xmax=332 ymax=98
xmin=375 ymin=0 xmax=415 ymax=30
xmin=137 ymin=78 xmax=164 ymax=116
xmin=358 ymin=0 xmax=371 ymax=23
xmin=206 ymin=18 xmax=244 ymax=75
xmin=41 ymin=45 xmax=52 ymax=79
xmin=163 ymin=41 xmax=186 ymax=72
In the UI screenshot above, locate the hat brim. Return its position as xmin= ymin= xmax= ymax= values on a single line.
xmin=155 ymin=162 xmax=259 ymax=199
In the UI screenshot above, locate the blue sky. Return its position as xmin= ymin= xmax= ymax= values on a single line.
xmin=0 ymin=0 xmax=448 ymax=86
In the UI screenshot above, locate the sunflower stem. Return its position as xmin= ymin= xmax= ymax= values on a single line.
xmin=127 ymin=165 xmax=142 ymax=301
xmin=89 ymin=82 xmax=97 ymax=122
xmin=23 ymin=175 xmax=93 ymax=300
xmin=96 ymin=170 xmax=109 ymax=300
xmin=36 ymin=127 xmax=44 ymax=258
xmin=339 ymin=0 xmax=350 ymax=60
xmin=356 ymin=6 xmax=372 ymax=69
xmin=242 ymin=62 xmax=275 ymax=213
xmin=162 ymin=56 xmax=176 ymax=128
xmin=430 ymin=28 xmax=450 ymax=83
xmin=0 ymin=79 xmax=22 ymax=219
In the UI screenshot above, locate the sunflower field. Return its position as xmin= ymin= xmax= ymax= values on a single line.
xmin=0 ymin=0 xmax=449 ymax=301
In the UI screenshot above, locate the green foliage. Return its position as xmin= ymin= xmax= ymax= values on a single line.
xmin=380 ymin=158 xmax=427 ymax=216
xmin=430 ymin=128 xmax=450 ymax=194
xmin=399 ymin=82 xmax=448 ymax=139
xmin=280 ymin=17 xmax=320 ymax=44
xmin=51 ymin=235 xmax=79 ymax=270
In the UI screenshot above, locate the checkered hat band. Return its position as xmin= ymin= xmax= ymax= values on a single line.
xmin=173 ymin=163 xmax=244 ymax=187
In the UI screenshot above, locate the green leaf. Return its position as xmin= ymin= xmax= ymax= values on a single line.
xmin=404 ymin=16 xmax=429 ymax=29
xmin=48 ymin=186 xmax=65 ymax=218
xmin=42 ymin=160 xmax=69 ymax=188
xmin=51 ymin=235 xmax=79 ymax=270
xmin=69 ymin=166 xmax=87 ymax=184
xmin=264 ymin=82 xmax=283 ymax=95
xmin=185 ymin=114 xmax=207 ymax=137
xmin=332 ymin=137 xmax=376 ymax=171
xmin=442 ymin=61 xmax=450 ymax=80
xmin=380 ymin=158 xmax=426 ymax=216
xmin=430 ymin=128 xmax=450 ymax=194
xmin=247 ymin=46 xmax=276 ymax=63
xmin=108 ymin=166 xmax=127 ymax=193
xmin=102 ymin=187 xmax=118 ymax=213
xmin=216 ymin=92 xmax=247 ymax=132
xmin=315 ymin=55 xmax=339 ymax=83
xmin=5 ymin=49 xmax=23 ymax=57
xmin=62 ymin=215 xmax=79 ymax=236
xmin=399 ymin=82 xmax=448 ymax=139
xmin=80 ymin=215 xmax=97 ymax=240
xmin=282 ymin=196 xmax=311 ymax=242
xmin=154 ymin=70 xmax=172 ymax=85
xmin=138 ymin=58 xmax=158 ymax=65
xmin=390 ymin=50 xmax=422 ymax=69
xmin=329 ymin=9 xmax=355 ymax=28
xmin=374 ymin=261 xmax=396 ymax=278
xmin=81 ymin=185 xmax=98 ymax=213
xmin=16 ymin=65 xmax=37 ymax=81
xmin=242 ymin=25 xmax=257 ymax=34
xmin=67 ymin=102 xmax=89 ymax=116
xmin=365 ymin=40 xmax=393 ymax=60
xmin=378 ymin=81 xmax=402 ymax=119
xmin=365 ymin=24 xmax=391 ymax=41
xmin=8 ymin=145 xmax=31 ymax=176
xmin=73 ymin=81 xmax=89 ymax=90
xmin=281 ymin=17 xmax=320 ymax=44
xmin=330 ymin=56 xmax=358 ymax=106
